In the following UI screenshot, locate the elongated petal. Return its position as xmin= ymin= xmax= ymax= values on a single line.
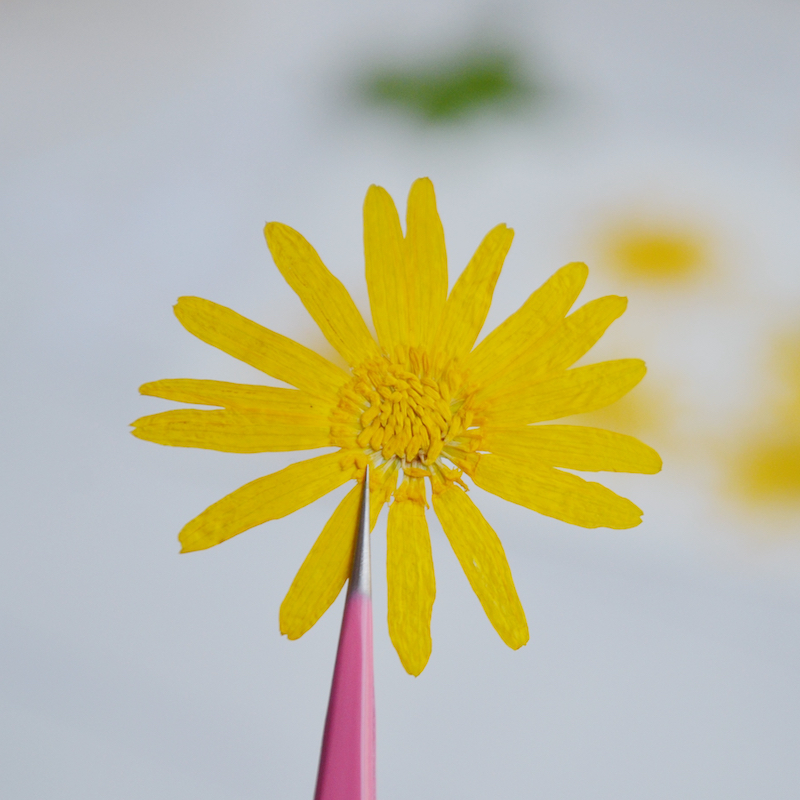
xmin=179 ymin=452 xmax=353 ymax=552
xmin=278 ymin=470 xmax=391 ymax=637
xmin=140 ymin=379 xmax=331 ymax=414
xmin=436 ymin=224 xmax=514 ymax=363
xmin=433 ymin=486 xmax=528 ymax=649
xmin=516 ymin=294 xmax=628 ymax=379
xmin=387 ymin=497 xmax=435 ymax=676
xmin=131 ymin=408 xmax=331 ymax=453
xmin=466 ymin=261 xmax=588 ymax=385
xmin=174 ymin=297 xmax=349 ymax=403
xmin=473 ymin=454 xmax=643 ymax=529
xmin=364 ymin=185 xmax=409 ymax=354
xmin=265 ymin=222 xmax=380 ymax=367
xmin=479 ymin=425 xmax=662 ymax=473
xmin=479 ymin=295 xmax=628 ymax=404
xmin=280 ymin=483 xmax=362 ymax=640
xmin=483 ymin=359 xmax=647 ymax=425
xmin=368 ymin=460 xmax=399 ymax=531
xmin=405 ymin=178 xmax=447 ymax=349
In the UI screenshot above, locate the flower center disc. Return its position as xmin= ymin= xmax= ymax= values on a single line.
xmin=332 ymin=348 xmax=475 ymax=472
xmin=356 ymin=362 xmax=452 ymax=465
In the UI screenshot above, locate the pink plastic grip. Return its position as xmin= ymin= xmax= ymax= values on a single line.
xmin=314 ymin=591 xmax=376 ymax=800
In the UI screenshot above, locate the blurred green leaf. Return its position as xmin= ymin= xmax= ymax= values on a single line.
xmin=362 ymin=48 xmax=535 ymax=122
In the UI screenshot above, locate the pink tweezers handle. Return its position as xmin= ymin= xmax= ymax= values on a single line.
xmin=314 ymin=476 xmax=376 ymax=800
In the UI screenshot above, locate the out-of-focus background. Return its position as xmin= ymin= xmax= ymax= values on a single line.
xmin=4 ymin=0 xmax=800 ymax=797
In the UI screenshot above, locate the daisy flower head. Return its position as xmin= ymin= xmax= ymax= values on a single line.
xmin=133 ymin=179 xmax=661 ymax=676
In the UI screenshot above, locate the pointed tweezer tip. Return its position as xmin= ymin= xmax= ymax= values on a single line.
xmin=348 ymin=467 xmax=371 ymax=598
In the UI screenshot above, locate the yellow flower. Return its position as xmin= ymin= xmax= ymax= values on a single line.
xmin=602 ymin=222 xmax=707 ymax=282
xmin=132 ymin=179 xmax=661 ymax=676
xmin=730 ymin=329 xmax=800 ymax=505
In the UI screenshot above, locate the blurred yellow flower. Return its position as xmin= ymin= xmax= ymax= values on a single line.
xmin=732 ymin=330 xmax=800 ymax=505
xmin=736 ymin=438 xmax=800 ymax=500
xmin=602 ymin=223 xmax=707 ymax=281
xmin=132 ymin=179 xmax=661 ymax=675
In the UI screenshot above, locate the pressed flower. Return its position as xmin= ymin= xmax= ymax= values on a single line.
xmin=133 ymin=179 xmax=662 ymax=676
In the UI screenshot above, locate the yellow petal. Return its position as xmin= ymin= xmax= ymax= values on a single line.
xmin=174 ymin=297 xmax=349 ymax=403
xmin=483 ymin=359 xmax=647 ymax=425
xmin=265 ymin=222 xmax=380 ymax=367
xmin=478 ymin=294 xmax=628 ymax=404
xmin=131 ymin=408 xmax=331 ymax=453
xmin=387 ymin=496 xmax=435 ymax=676
xmin=280 ymin=483 xmax=362 ymax=640
xmin=524 ymin=294 xmax=628 ymax=376
xmin=435 ymin=224 xmax=514 ymax=363
xmin=368 ymin=460 xmax=399 ymax=531
xmin=405 ymin=178 xmax=447 ymax=349
xmin=140 ymin=379 xmax=331 ymax=414
xmin=363 ymin=185 xmax=409 ymax=354
xmin=179 ymin=452 xmax=353 ymax=552
xmin=473 ymin=454 xmax=643 ymax=528
xmin=280 ymin=470 xmax=392 ymax=643
xmin=479 ymin=425 xmax=662 ymax=474
xmin=432 ymin=486 xmax=528 ymax=649
xmin=466 ymin=261 xmax=588 ymax=385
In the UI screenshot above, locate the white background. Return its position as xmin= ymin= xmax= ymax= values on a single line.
xmin=3 ymin=0 xmax=800 ymax=797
